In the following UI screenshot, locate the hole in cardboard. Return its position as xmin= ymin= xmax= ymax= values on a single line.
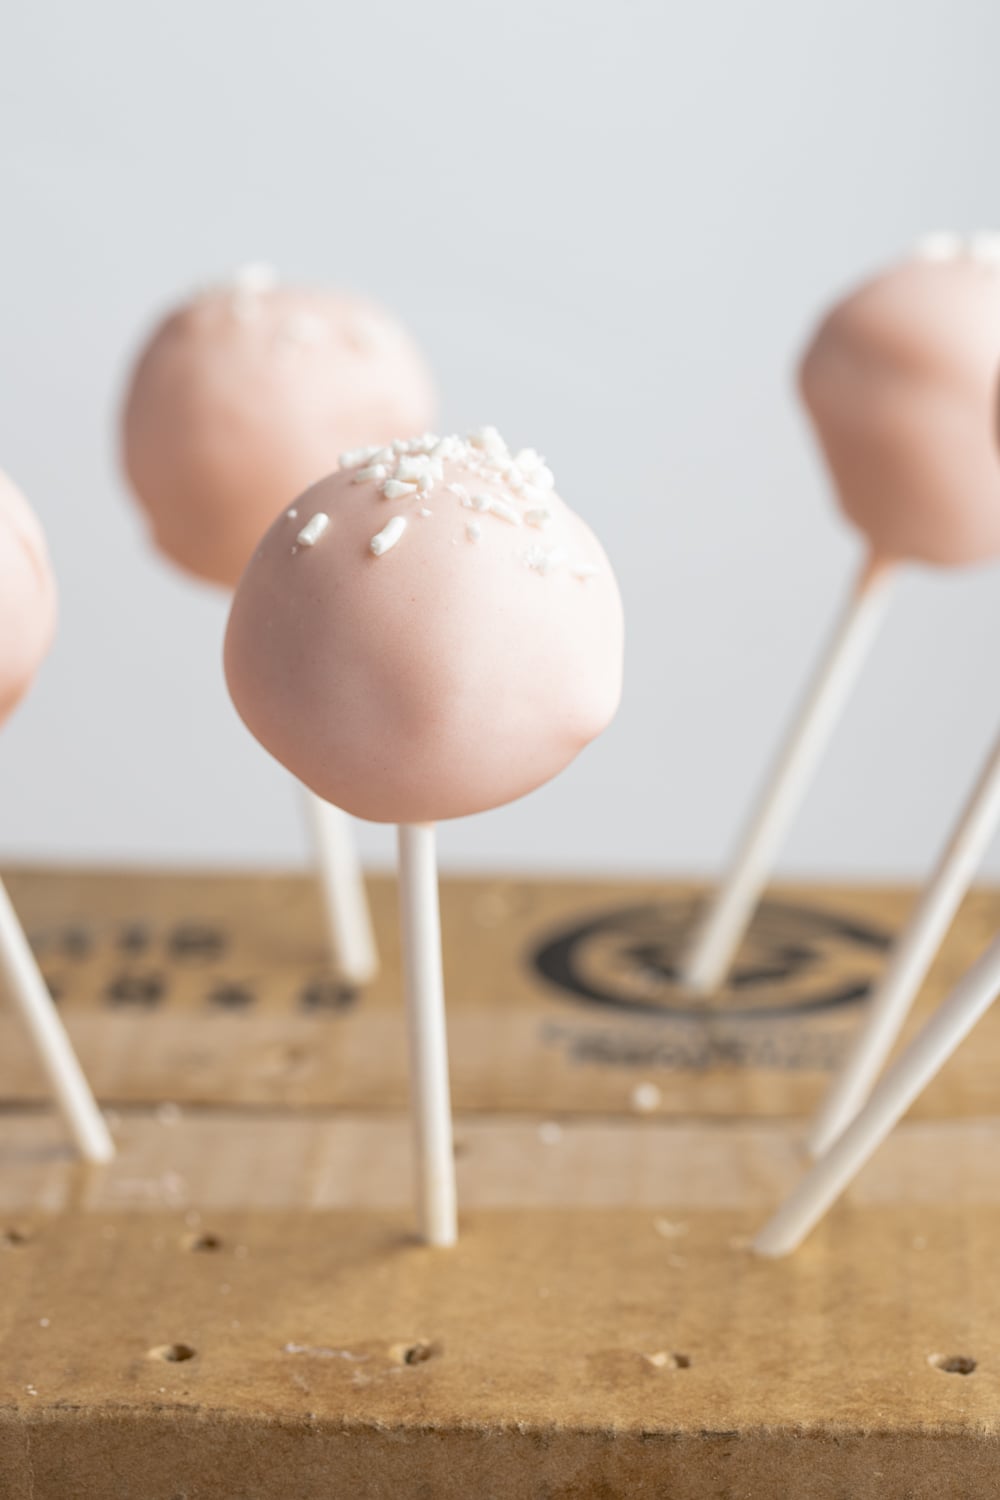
xmin=148 ymin=1343 xmax=197 ymax=1363
xmin=390 ymin=1340 xmax=439 ymax=1366
xmin=1 ymin=1228 xmax=29 ymax=1248
xmin=647 ymin=1350 xmax=691 ymax=1370
xmin=182 ymin=1232 xmax=222 ymax=1253
xmin=930 ymin=1353 xmax=976 ymax=1375
xmin=299 ymin=978 xmax=358 ymax=1012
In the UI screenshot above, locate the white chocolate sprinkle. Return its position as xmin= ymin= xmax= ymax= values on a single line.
xmin=468 ymin=424 xmax=507 ymax=459
xmin=383 ymin=479 xmax=418 ymax=500
xmin=571 ymin=562 xmax=600 ymax=581
xmin=353 ymin=464 xmax=388 ymax=483
xmin=524 ymin=545 xmax=567 ymax=576
xmin=339 ymin=445 xmax=382 ymax=469
xmin=525 ymin=508 xmax=551 ymax=528
xmin=370 ymin=515 xmax=407 ymax=556
xmin=465 ymin=521 xmax=482 ymax=542
xmin=286 ymin=508 xmax=298 ymax=519
xmin=418 ymin=507 xmax=433 ymax=517
xmin=297 ymin=513 xmax=330 ymax=547
xmin=514 ymin=447 xmax=545 ymax=474
xmin=396 ymin=456 xmax=432 ymax=483
xmin=488 ymin=496 xmax=522 ymax=526
xmin=232 ymin=262 xmax=278 ymax=294
xmin=913 ymin=232 xmax=964 ymax=263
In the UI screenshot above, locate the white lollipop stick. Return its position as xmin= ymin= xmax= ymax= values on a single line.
xmin=681 ymin=553 xmax=894 ymax=994
xmin=301 ymin=789 xmax=378 ymax=987
xmin=808 ymin=729 xmax=1000 ymax=1157
xmin=397 ymin=823 xmax=456 ymax=1247
xmin=754 ymin=928 xmax=1000 ymax=1256
xmin=0 ymin=876 xmax=113 ymax=1163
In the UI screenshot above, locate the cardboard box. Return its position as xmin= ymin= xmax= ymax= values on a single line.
xmin=1 ymin=868 xmax=998 ymax=1497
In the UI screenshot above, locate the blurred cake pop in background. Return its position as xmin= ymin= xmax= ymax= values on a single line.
xmin=682 ymin=236 xmax=1000 ymax=999
xmin=801 ymin=235 xmax=1000 ymax=567
xmin=122 ymin=265 xmax=436 ymax=587
xmin=120 ymin=265 xmax=438 ymax=989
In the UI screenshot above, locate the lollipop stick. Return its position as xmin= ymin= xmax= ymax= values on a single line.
xmin=397 ymin=822 xmax=456 ymax=1247
xmin=0 ymin=876 xmax=113 ymax=1163
xmin=808 ymin=728 xmax=1000 ymax=1157
xmin=301 ymin=789 xmax=378 ymax=987
xmin=754 ymin=928 xmax=1000 ymax=1256
xmin=681 ymin=553 xmax=894 ymax=994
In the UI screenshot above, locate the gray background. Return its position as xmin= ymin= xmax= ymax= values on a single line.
xmin=2 ymin=0 xmax=999 ymax=879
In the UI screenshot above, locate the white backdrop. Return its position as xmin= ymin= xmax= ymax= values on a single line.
xmin=2 ymin=0 xmax=1000 ymax=879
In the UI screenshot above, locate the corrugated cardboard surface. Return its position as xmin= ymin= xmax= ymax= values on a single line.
xmin=1 ymin=867 xmax=998 ymax=1497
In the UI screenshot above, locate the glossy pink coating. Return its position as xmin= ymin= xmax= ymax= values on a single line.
xmin=0 ymin=471 xmax=57 ymax=726
xmin=800 ymin=251 xmax=1000 ymax=566
xmin=122 ymin=277 xmax=436 ymax=587
xmin=224 ymin=431 xmax=624 ymax=824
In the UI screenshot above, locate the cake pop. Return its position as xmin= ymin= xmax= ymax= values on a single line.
xmin=225 ymin=427 xmax=624 ymax=1243
xmin=752 ymin=340 xmax=1000 ymax=1256
xmin=123 ymin=265 xmax=435 ymax=589
xmin=682 ymin=236 xmax=1000 ymax=998
xmin=0 ymin=471 xmax=113 ymax=1163
xmin=122 ymin=266 xmax=437 ymax=986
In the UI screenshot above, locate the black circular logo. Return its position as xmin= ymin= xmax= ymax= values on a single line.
xmin=533 ymin=896 xmax=891 ymax=1021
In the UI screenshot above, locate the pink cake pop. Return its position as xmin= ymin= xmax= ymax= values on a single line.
xmin=225 ymin=427 xmax=624 ymax=1242
xmin=225 ymin=429 xmax=622 ymax=823
xmin=121 ymin=266 xmax=436 ymax=987
xmin=0 ymin=473 xmax=112 ymax=1163
xmin=683 ymin=236 xmax=1000 ymax=999
xmin=122 ymin=266 xmax=436 ymax=588
xmin=751 ymin=343 xmax=1000 ymax=1256
xmin=801 ymin=237 xmax=1000 ymax=567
